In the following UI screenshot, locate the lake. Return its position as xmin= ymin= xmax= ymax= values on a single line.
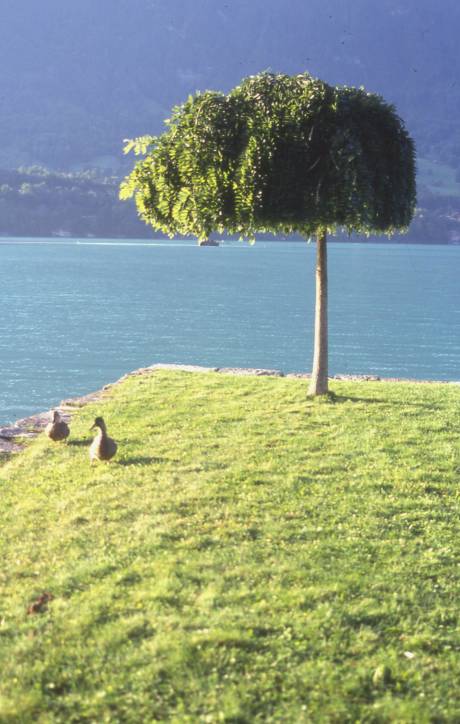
xmin=1 ymin=238 xmax=459 ymax=423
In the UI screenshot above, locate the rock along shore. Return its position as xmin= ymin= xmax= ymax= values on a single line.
xmin=0 ymin=363 xmax=456 ymax=456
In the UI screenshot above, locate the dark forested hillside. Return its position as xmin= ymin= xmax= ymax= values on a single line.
xmin=0 ymin=168 xmax=150 ymax=238
xmin=1 ymin=167 xmax=459 ymax=244
xmin=1 ymin=0 xmax=459 ymax=171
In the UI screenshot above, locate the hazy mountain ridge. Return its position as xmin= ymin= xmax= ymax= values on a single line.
xmin=1 ymin=0 xmax=459 ymax=240
xmin=1 ymin=0 xmax=459 ymax=171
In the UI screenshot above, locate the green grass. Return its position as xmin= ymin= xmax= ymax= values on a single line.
xmin=1 ymin=370 xmax=460 ymax=722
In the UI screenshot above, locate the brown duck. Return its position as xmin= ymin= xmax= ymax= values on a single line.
xmin=89 ymin=417 xmax=117 ymax=462
xmin=45 ymin=410 xmax=70 ymax=442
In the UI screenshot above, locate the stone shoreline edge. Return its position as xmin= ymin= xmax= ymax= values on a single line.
xmin=1 ymin=363 xmax=458 ymax=456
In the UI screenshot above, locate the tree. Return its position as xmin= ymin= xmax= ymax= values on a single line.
xmin=120 ymin=72 xmax=416 ymax=395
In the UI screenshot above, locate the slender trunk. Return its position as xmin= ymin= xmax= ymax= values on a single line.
xmin=308 ymin=230 xmax=328 ymax=396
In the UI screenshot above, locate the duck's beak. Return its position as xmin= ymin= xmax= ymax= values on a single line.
xmin=90 ymin=423 xmax=96 ymax=430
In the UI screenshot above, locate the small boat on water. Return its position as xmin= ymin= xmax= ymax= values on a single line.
xmin=199 ymin=238 xmax=220 ymax=247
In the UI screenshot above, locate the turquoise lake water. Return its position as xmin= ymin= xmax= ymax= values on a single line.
xmin=1 ymin=238 xmax=460 ymax=423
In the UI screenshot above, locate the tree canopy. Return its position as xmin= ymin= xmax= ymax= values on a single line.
xmin=121 ymin=71 xmax=416 ymax=241
xmin=121 ymin=71 xmax=416 ymax=396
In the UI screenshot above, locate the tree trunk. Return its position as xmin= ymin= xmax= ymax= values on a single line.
xmin=308 ymin=230 xmax=329 ymax=396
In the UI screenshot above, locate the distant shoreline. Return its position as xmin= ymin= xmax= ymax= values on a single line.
xmin=0 ymin=236 xmax=459 ymax=247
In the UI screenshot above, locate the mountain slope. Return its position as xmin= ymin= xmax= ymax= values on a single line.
xmin=0 ymin=0 xmax=459 ymax=171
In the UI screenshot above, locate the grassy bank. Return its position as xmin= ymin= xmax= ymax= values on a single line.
xmin=1 ymin=371 xmax=460 ymax=722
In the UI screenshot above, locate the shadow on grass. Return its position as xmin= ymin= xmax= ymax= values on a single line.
xmin=327 ymin=394 xmax=386 ymax=405
xmin=68 ymin=439 xmax=90 ymax=447
xmin=329 ymin=393 xmax=441 ymax=409
xmin=313 ymin=392 xmax=390 ymax=405
xmin=118 ymin=455 xmax=166 ymax=466
xmin=0 ymin=452 xmax=13 ymax=466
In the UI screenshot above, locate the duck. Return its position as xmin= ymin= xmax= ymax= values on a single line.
xmin=89 ymin=416 xmax=117 ymax=462
xmin=45 ymin=410 xmax=70 ymax=442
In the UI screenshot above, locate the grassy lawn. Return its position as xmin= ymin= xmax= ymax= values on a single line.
xmin=1 ymin=370 xmax=460 ymax=722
